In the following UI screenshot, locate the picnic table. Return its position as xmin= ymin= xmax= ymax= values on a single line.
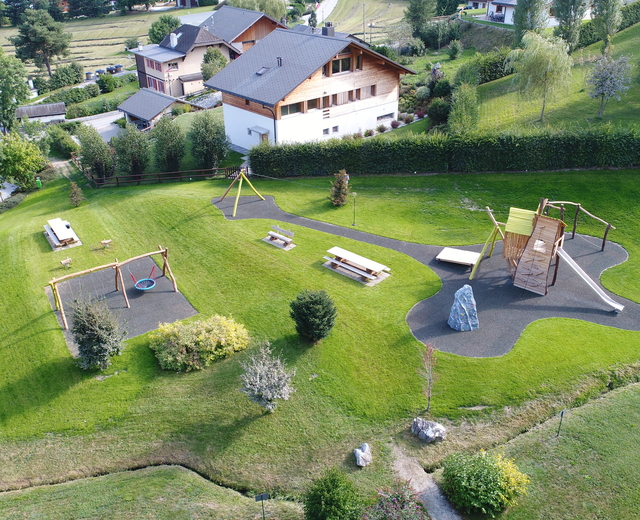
xmin=47 ymin=218 xmax=76 ymax=245
xmin=326 ymin=246 xmax=390 ymax=280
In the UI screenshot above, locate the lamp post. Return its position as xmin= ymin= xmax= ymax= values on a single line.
xmin=352 ymin=192 xmax=357 ymax=226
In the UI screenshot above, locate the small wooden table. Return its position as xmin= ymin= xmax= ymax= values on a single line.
xmin=47 ymin=218 xmax=76 ymax=245
xmin=327 ymin=246 xmax=390 ymax=277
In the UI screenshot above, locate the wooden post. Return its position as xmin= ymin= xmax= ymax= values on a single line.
xmin=115 ymin=264 xmax=119 ymax=292
xmin=572 ymin=204 xmax=581 ymax=239
xmin=560 ymin=204 xmax=565 ymax=222
xmin=52 ymin=282 xmax=69 ymax=330
xmin=160 ymin=245 xmax=167 ymax=276
xmin=220 ymin=171 xmax=242 ymax=201
xmin=602 ymin=224 xmax=611 ymax=251
xmin=163 ymin=250 xmax=179 ymax=292
xmin=117 ymin=263 xmax=130 ymax=309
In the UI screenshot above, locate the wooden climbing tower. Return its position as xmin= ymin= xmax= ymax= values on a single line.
xmin=512 ymin=215 xmax=566 ymax=295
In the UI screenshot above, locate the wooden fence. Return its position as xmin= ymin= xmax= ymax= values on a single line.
xmin=71 ymin=152 xmax=243 ymax=188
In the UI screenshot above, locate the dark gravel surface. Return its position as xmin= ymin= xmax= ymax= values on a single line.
xmin=213 ymin=195 xmax=640 ymax=358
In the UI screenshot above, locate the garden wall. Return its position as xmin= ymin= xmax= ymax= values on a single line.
xmin=248 ymin=126 xmax=640 ymax=177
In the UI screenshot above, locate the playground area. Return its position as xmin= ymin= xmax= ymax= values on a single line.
xmin=214 ymin=195 xmax=640 ymax=358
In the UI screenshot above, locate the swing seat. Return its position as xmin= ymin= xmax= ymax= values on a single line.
xmin=135 ymin=278 xmax=156 ymax=291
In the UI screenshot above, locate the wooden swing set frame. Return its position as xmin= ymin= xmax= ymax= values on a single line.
xmin=49 ymin=246 xmax=178 ymax=330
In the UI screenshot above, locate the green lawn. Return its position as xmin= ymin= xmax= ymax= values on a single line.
xmin=476 ymin=22 xmax=640 ymax=131
xmin=0 ymin=165 xmax=639 ymax=508
xmin=0 ymin=465 xmax=303 ymax=519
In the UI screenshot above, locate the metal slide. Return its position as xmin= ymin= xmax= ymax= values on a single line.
xmin=556 ymin=248 xmax=625 ymax=313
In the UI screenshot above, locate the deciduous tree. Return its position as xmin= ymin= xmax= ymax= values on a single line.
xmin=512 ymin=0 xmax=548 ymax=46
xmin=592 ymin=0 xmax=623 ymax=53
xmin=0 ymin=49 xmax=30 ymax=134
xmin=418 ymin=342 xmax=438 ymax=412
xmin=111 ymin=124 xmax=151 ymax=178
xmin=188 ymin=111 xmax=231 ymax=168
xmin=448 ymin=83 xmax=479 ymax=134
xmin=201 ymin=47 xmax=227 ymax=82
xmin=77 ymin=125 xmax=115 ymax=181
xmin=9 ymin=10 xmax=71 ymax=77
xmin=148 ymin=14 xmax=180 ymax=44
xmin=0 ymin=133 xmax=45 ymax=187
xmin=586 ymin=54 xmax=632 ymax=117
xmin=152 ymin=116 xmax=186 ymax=173
xmin=553 ymin=0 xmax=588 ymax=51
xmin=240 ymin=342 xmax=296 ymax=412
xmin=505 ymin=32 xmax=572 ymax=122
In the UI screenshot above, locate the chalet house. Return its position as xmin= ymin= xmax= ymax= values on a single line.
xmin=129 ymin=6 xmax=287 ymax=98
xmin=204 ymin=26 xmax=414 ymax=149
xmin=484 ymin=0 xmax=591 ymax=25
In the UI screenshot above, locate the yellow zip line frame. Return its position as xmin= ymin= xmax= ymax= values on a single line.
xmin=219 ymin=171 xmax=265 ymax=217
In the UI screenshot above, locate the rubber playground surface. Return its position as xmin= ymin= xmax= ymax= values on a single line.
xmin=213 ymin=195 xmax=640 ymax=358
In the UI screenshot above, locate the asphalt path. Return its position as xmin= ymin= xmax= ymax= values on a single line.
xmin=213 ymin=195 xmax=640 ymax=358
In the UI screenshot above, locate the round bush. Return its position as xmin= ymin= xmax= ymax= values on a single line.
xmin=416 ymin=86 xmax=431 ymax=103
xmin=441 ymin=451 xmax=529 ymax=516
xmin=303 ymin=468 xmax=361 ymax=520
xmin=376 ymin=124 xmax=388 ymax=134
xmin=364 ymin=129 xmax=375 ymax=137
xmin=427 ymin=98 xmax=451 ymax=125
xmin=433 ymin=79 xmax=453 ymax=99
xmin=149 ymin=315 xmax=250 ymax=371
xmin=363 ymin=481 xmax=429 ymax=520
xmin=391 ymin=120 xmax=400 ymax=129
xmin=289 ymin=290 xmax=337 ymax=343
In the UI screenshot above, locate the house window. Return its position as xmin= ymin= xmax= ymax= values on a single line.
xmin=322 ymin=63 xmax=329 ymax=76
xmin=155 ymin=61 xmax=162 ymax=71
xmin=355 ymin=88 xmax=361 ymax=100
xmin=323 ymin=128 xmax=329 ymax=135
xmin=331 ymin=57 xmax=352 ymax=74
xmin=167 ymin=62 xmax=178 ymax=71
xmin=332 ymin=126 xmax=339 ymax=133
xmin=281 ymin=102 xmax=302 ymax=116
xmin=322 ymin=96 xmax=331 ymax=108
xmin=356 ymin=55 xmax=362 ymax=70
xmin=332 ymin=94 xmax=338 ymax=106
xmin=307 ymin=98 xmax=319 ymax=110
xmin=377 ymin=113 xmax=394 ymax=121
xmin=370 ymin=84 xmax=377 ymax=96
xmin=496 ymin=5 xmax=503 ymax=12
xmin=245 ymin=99 xmax=250 ymax=106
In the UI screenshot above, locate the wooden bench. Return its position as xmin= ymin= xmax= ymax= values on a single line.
xmin=60 ymin=258 xmax=72 ymax=268
xmin=323 ymin=256 xmax=376 ymax=281
xmin=266 ymin=225 xmax=294 ymax=248
xmin=44 ymin=225 xmax=62 ymax=248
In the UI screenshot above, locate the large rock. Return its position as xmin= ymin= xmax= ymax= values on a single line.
xmin=447 ymin=284 xmax=479 ymax=331
xmin=411 ymin=418 xmax=446 ymax=443
xmin=354 ymin=443 xmax=372 ymax=467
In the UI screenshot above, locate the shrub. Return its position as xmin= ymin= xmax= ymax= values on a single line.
xmin=427 ymin=98 xmax=451 ymax=125
xmin=66 ymin=104 xmax=91 ymax=119
xmin=363 ymin=481 xmax=430 ymax=520
xmin=188 ymin=110 xmax=231 ymax=168
xmin=47 ymin=125 xmax=79 ymax=158
xmin=172 ymin=105 xmax=187 ymax=117
xmin=49 ymin=62 xmax=84 ymax=90
xmin=364 ymin=129 xmax=375 ymax=137
xmin=376 ymin=124 xmax=388 ymax=134
xmin=370 ymin=44 xmax=399 ymax=61
xmin=404 ymin=114 xmax=415 ymax=124
xmin=199 ymin=0 xmax=218 ymax=5
xmin=441 ymin=451 xmax=529 ymax=516
xmin=448 ymin=39 xmax=463 ymax=60
xmin=96 ymin=74 xmax=117 ymax=94
xmin=353 ymin=132 xmax=363 ymax=139
xmin=303 ymin=468 xmax=362 ymax=520
xmin=289 ymin=290 xmax=337 ymax=343
xmin=239 ymin=342 xmax=296 ymax=412
xmin=433 ymin=79 xmax=453 ymax=98
xmin=72 ymin=298 xmax=126 ymax=371
xmin=329 ymin=169 xmax=350 ymax=206
xmin=48 ymin=87 xmax=90 ymax=105
xmin=416 ymin=86 xmax=431 ymax=103
xmin=84 ymin=83 xmax=100 ymax=98
xmin=415 ymin=109 xmax=425 ymax=119
xmin=391 ymin=120 xmax=400 ymax=129
xmin=114 ymin=117 xmax=127 ymax=128
xmin=149 ymin=315 xmax=250 ymax=372
xmin=58 ymin=121 xmax=81 ymax=133
xmin=124 ymin=36 xmax=140 ymax=50
xmin=69 ymin=181 xmax=86 ymax=207
xmin=32 ymin=75 xmax=51 ymax=94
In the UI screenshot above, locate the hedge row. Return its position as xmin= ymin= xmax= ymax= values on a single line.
xmin=248 ymin=126 xmax=640 ymax=176
xmin=577 ymin=0 xmax=640 ymax=48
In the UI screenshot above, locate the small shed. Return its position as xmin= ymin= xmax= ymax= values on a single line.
xmin=117 ymin=88 xmax=199 ymax=129
xmin=16 ymin=102 xmax=66 ymax=124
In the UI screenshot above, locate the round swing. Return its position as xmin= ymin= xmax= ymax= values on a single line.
xmin=130 ymin=265 xmax=157 ymax=291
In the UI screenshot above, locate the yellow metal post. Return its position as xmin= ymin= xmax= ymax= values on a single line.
xmin=232 ymin=175 xmax=244 ymax=217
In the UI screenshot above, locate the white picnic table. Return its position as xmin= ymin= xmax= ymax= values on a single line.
xmin=47 ymin=218 xmax=75 ymax=243
xmin=327 ymin=246 xmax=390 ymax=276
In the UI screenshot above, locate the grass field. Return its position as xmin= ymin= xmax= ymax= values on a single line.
xmin=0 ymin=6 xmax=216 ymax=74
xmin=0 ymin=163 xmax=639 ymax=514
xmin=476 ymin=21 xmax=640 ymax=131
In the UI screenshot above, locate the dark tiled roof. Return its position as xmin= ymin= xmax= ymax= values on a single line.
xmin=204 ymin=29 xmax=414 ymax=107
xmin=291 ymin=24 xmax=369 ymax=46
xmin=205 ymin=5 xmax=283 ymax=44
xmin=117 ymin=88 xmax=184 ymax=121
xmin=159 ymin=24 xmax=223 ymax=54
xmin=16 ymin=102 xmax=66 ymax=119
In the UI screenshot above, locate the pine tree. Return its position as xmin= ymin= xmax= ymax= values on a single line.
xmin=328 ymin=169 xmax=350 ymax=206
xmin=69 ymin=181 xmax=86 ymax=207
xmin=289 ymin=290 xmax=337 ymax=343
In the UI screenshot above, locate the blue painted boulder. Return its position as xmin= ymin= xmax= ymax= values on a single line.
xmin=447 ymin=284 xmax=479 ymax=331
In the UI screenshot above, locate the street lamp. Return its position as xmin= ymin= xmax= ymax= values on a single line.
xmin=352 ymin=192 xmax=357 ymax=226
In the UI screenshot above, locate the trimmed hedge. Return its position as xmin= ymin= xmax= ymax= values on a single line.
xmin=249 ymin=126 xmax=640 ymax=176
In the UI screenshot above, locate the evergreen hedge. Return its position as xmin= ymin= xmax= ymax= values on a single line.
xmin=249 ymin=126 xmax=640 ymax=176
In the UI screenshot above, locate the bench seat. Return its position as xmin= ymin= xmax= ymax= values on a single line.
xmin=323 ymin=256 xmax=376 ymax=281
xmin=268 ymin=231 xmax=293 ymax=245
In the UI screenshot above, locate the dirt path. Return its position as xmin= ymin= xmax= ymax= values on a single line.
xmin=391 ymin=444 xmax=461 ymax=520
xmin=50 ymin=159 xmax=73 ymax=178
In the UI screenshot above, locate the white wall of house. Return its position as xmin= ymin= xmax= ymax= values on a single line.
xmin=223 ymin=101 xmax=399 ymax=149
